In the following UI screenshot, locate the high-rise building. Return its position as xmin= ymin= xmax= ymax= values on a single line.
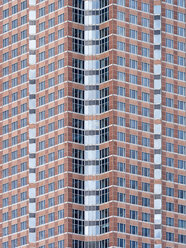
xmin=1 ymin=0 xmax=186 ymax=247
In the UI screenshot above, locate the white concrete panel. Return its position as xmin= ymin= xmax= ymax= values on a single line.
xmin=29 ymin=69 xmax=36 ymax=79
xmin=154 ymin=199 xmax=162 ymax=209
xmin=154 ymin=79 xmax=161 ymax=89
xmin=154 ymin=169 xmax=162 ymax=179
xmin=29 ymin=188 xmax=36 ymax=198
xmin=29 ymin=25 xmax=36 ymax=35
xmin=85 ymin=75 xmax=99 ymax=85
xmin=85 ymin=180 xmax=99 ymax=190
xmin=29 ymin=40 xmax=36 ymax=50
xmin=29 ymin=0 xmax=36 ymax=6
xmin=85 ymin=90 xmax=100 ymax=100
xmin=154 ymin=214 xmax=162 ymax=224
xmin=29 ymin=99 xmax=36 ymax=109
xmin=154 ymin=184 xmax=162 ymax=194
xmin=154 ymin=139 xmax=161 ymax=149
xmin=29 ymin=84 xmax=36 ymax=94
xmin=29 ymin=55 xmax=36 ymax=65
xmin=154 ymin=124 xmax=161 ymax=134
xmin=29 ymin=128 xmax=36 ymax=139
xmin=154 ymin=229 xmax=162 ymax=239
xmin=85 ymin=165 xmax=99 ymax=175
xmin=29 ymin=173 xmax=36 ymax=183
xmin=85 ymin=60 xmax=99 ymax=70
xmin=85 ymin=226 xmax=99 ymax=236
xmin=29 ymin=218 xmax=36 ymax=227
xmin=29 ymin=11 xmax=36 ymax=20
xmin=154 ymin=94 xmax=161 ymax=104
xmin=29 ymin=158 xmax=36 ymax=168
xmin=154 ymin=20 xmax=161 ymax=30
xmin=154 ymin=154 xmax=162 ymax=164
xmin=154 ymin=49 xmax=161 ymax=59
xmin=154 ymin=109 xmax=161 ymax=119
xmin=29 ymin=233 xmax=36 ymax=243
xmin=154 ymin=5 xmax=161 ymax=14
xmin=29 ymin=203 xmax=36 ymax=213
xmin=29 ymin=143 xmax=36 ymax=153
xmin=85 ymin=150 xmax=99 ymax=160
xmin=85 ymin=135 xmax=99 ymax=145
xmin=154 ymin=64 xmax=161 ymax=75
xmin=85 ymin=210 xmax=99 ymax=221
xmin=29 ymin=113 xmax=36 ymax=124
xmin=85 ymin=120 xmax=99 ymax=130
xmin=154 ymin=35 xmax=161 ymax=45
xmin=154 ymin=245 xmax=162 ymax=248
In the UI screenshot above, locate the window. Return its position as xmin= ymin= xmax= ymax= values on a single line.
xmin=3 ymin=38 xmax=9 ymax=47
xmin=166 ymin=112 xmax=174 ymax=122
xmin=141 ymin=17 xmax=149 ymax=27
xmin=178 ymin=41 xmax=185 ymax=51
xmin=39 ymin=22 xmax=45 ymax=32
xmin=117 ymin=238 xmax=125 ymax=248
xmin=130 ymin=29 xmax=138 ymax=39
xmin=129 ymin=104 xmax=138 ymax=114
xmin=142 ymin=47 xmax=149 ymax=57
xmin=12 ymin=5 xmax=18 ymax=14
xmin=118 ymin=223 xmax=125 ymax=233
xmin=117 ymin=11 xmax=125 ymax=21
xmin=166 ymin=202 xmax=174 ymax=211
xmin=12 ymin=19 xmax=18 ymax=29
xmin=117 ymin=102 xmax=125 ymax=112
xmin=58 ymin=0 xmax=64 ymax=8
xmin=141 ymin=32 xmax=149 ymax=42
xmin=130 ymin=59 xmax=138 ymax=69
xmin=178 ymin=0 xmax=185 ymax=7
xmin=3 ymin=9 xmax=9 ymax=18
xmin=21 ymin=15 xmax=27 ymax=25
xmin=58 ymin=28 xmax=64 ymax=38
xmin=142 ymin=62 xmax=150 ymax=72
xmin=130 ymin=14 xmax=137 ymax=24
xmin=48 ymin=18 xmax=55 ymax=28
xmin=117 ymin=26 xmax=125 ymax=36
xmin=58 ymin=44 xmax=64 ymax=54
xmin=117 ymin=41 xmax=125 ymax=51
xmin=58 ymin=14 xmax=64 ymax=23
xmin=39 ymin=37 xmax=45 ymax=47
xmin=48 ymin=3 xmax=55 ymax=13
xmin=129 ymin=0 xmax=137 ymax=9
xmin=142 ymin=212 xmax=150 ymax=222
xmin=166 ymin=24 xmax=174 ymax=34
xmin=117 ymin=56 xmax=125 ymax=66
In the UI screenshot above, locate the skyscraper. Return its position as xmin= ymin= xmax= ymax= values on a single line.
xmin=1 ymin=0 xmax=186 ymax=247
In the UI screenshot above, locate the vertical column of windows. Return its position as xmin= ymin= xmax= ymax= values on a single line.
xmin=84 ymin=0 xmax=100 ymax=242
xmin=154 ymin=5 xmax=162 ymax=248
xmin=28 ymin=0 xmax=37 ymax=245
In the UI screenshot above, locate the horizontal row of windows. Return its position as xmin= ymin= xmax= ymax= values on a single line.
xmin=118 ymin=12 xmax=151 ymax=27
xmin=38 ymin=149 xmax=64 ymax=165
xmin=2 ymin=148 xmax=64 ymax=165
xmin=3 ymin=19 xmax=27 ymax=33
xmin=117 ymin=146 xmax=186 ymax=160
xmin=117 ymin=27 xmax=150 ymax=42
xmin=2 ymin=239 xmax=64 ymax=248
xmin=39 ymin=1 xmax=64 ymax=18
xmin=39 ymin=135 xmax=64 ymax=150
xmin=39 ymin=194 xmax=64 ymax=211
xmin=2 ymin=236 xmax=27 ymax=248
xmin=39 ymin=28 xmax=64 ymax=47
xmin=2 ymin=1 xmax=27 ymax=17
xmin=39 ymin=14 xmax=64 ymax=33
xmin=117 ymin=115 xmax=186 ymax=129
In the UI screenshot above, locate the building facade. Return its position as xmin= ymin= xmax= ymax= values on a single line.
xmin=0 ymin=0 xmax=186 ymax=247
